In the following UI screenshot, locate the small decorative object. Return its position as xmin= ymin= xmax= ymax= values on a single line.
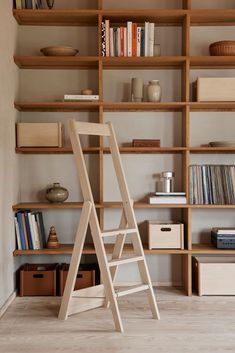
xmin=131 ymin=77 xmax=144 ymax=102
xmin=47 ymin=226 xmax=60 ymax=249
xmin=40 ymin=46 xmax=79 ymax=56
xmin=45 ymin=182 xmax=69 ymax=203
xmin=209 ymin=141 xmax=235 ymax=147
xmin=81 ymin=88 xmax=93 ymax=95
xmin=46 ymin=0 xmax=55 ymax=9
xmin=159 ymin=171 xmax=175 ymax=193
xmin=154 ymin=44 xmax=161 ymax=56
xmin=209 ymin=41 xmax=235 ymax=56
xmin=147 ymin=80 xmax=161 ymax=102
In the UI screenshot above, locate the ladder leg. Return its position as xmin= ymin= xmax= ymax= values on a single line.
xmin=58 ymin=201 xmax=92 ymax=320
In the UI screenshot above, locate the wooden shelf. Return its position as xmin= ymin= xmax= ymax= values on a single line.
xmin=13 ymin=9 xmax=99 ymax=26
xmin=189 ymin=147 xmax=235 ymax=154
xmin=14 ymin=56 xmax=99 ymax=69
xmin=103 ymin=102 xmax=186 ymax=112
xmin=190 ymin=56 xmax=235 ymax=68
xmin=15 ymin=147 xmax=100 ymax=154
xmin=12 ymin=202 xmax=90 ymax=210
xmin=14 ymin=101 xmax=100 ymax=112
xmin=190 ymin=102 xmax=235 ymax=112
xmin=102 ymin=56 xmax=186 ymax=69
xmin=192 ymin=244 xmax=235 ymax=254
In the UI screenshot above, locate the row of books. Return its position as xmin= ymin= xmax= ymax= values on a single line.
xmin=189 ymin=165 xmax=235 ymax=205
xmin=14 ymin=211 xmax=46 ymax=250
xmin=14 ymin=0 xmax=43 ymax=9
xmin=102 ymin=20 xmax=156 ymax=57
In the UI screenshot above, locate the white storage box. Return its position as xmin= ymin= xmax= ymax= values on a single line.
xmin=196 ymin=77 xmax=235 ymax=101
xmin=16 ymin=122 xmax=64 ymax=147
xmin=148 ymin=221 xmax=184 ymax=249
xmin=193 ymin=256 xmax=235 ymax=296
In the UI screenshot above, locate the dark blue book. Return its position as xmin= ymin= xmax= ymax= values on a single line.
xmin=25 ymin=0 xmax=33 ymax=9
xmin=24 ymin=211 xmax=33 ymax=250
xmin=140 ymin=28 xmax=145 ymax=57
xmin=16 ymin=212 xmax=26 ymax=250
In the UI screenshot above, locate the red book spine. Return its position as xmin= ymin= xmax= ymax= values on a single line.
xmin=120 ymin=26 xmax=124 ymax=57
xmin=132 ymin=23 xmax=137 ymax=57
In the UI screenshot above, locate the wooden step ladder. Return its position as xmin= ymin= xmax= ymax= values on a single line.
xmin=58 ymin=119 xmax=160 ymax=332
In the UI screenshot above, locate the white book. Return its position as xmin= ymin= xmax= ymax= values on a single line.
xmin=28 ymin=213 xmax=37 ymax=249
xmin=64 ymin=95 xmax=99 ymax=101
xmin=137 ymin=27 xmax=141 ymax=57
xmin=213 ymin=227 xmax=235 ymax=235
xmin=144 ymin=22 xmax=149 ymax=56
xmin=14 ymin=217 xmax=22 ymax=250
xmin=105 ymin=19 xmax=110 ymax=56
xmin=149 ymin=22 xmax=155 ymax=57
xmin=155 ymin=192 xmax=186 ymax=196
xmin=110 ymin=27 xmax=114 ymax=57
xmin=149 ymin=196 xmax=187 ymax=204
xmin=127 ymin=21 xmax=132 ymax=57
xmin=32 ymin=213 xmax=41 ymax=249
xmin=124 ymin=27 xmax=127 ymax=57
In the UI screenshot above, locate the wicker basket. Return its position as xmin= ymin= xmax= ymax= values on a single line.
xmin=209 ymin=41 xmax=235 ymax=56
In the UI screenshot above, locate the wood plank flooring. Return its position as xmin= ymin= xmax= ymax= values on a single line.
xmin=0 ymin=288 xmax=235 ymax=353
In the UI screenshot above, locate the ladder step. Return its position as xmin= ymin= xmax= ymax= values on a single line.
xmin=108 ymin=255 xmax=144 ymax=267
xmin=101 ymin=227 xmax=137 ymax=237
xmin=115 ymin=284 xmax=149 ymax=298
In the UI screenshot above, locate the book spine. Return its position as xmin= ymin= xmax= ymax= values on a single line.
xmin=105 ymin=19 xmax=110 ymax=56
xmin=24 ymin=211 xmax=33 ymax=250
xmin=28 ymin=213 xmax=36 ymax=249
xmin=16 ymin=212 xmax=26 ymax=250
xmin=16 ymin=0 xmax=22 ymax=9
xmin=123 ymin=27 xmax=127 ymax=57
xmin=109 ymin=27 xmax=114 ymax=57
xmin=149 ymin=22 xmax=155 ymax=57
xmin=117 ymin=27 xmax=121 ymax=57
xmin=21 ymin=213 xmax=29 ymax=250
xmin=144 ymin=22 xmax=149 ymax=56
xmin=137 ymin=27 xmax=141 ymax=57
xmin=132 ymin=23 xmax=137 ymax=57
xmin=25 ymin=0 xmax=33 ymax=9
xmin=189 ymin=166 xmax=193 ymax=204
xmin=32 ymin=213 xmax=41 ymax=249
xmin=37 ymin=212 xmax=46 ymax=248
xmin=140 ymin=28 xmax=145 ymax=57
xmin=14 ymin=216 xmax=22 ymax=250
xmin=101 ymin=22 xmax=106 ymax=57
xmin=64 ymin=95 xmax=99 ymax=100
xmin=120 ymin=26 xmax=124 ymax=57
xmin=127 ymin=21 xmax=132 ymax=57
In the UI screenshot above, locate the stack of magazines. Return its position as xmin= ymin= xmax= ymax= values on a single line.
xmin=149 ymin=192 xmax=186 ymax=204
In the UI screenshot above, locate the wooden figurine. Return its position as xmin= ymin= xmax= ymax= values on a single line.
xmin=47 ymin=226 xmax=60 ymax=249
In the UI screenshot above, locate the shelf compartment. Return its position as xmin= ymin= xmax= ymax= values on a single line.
xmin=14 ymin=56 xmax=99 ymax=69
xmin=102 ymin=9 xmax=187 ymax=26
xmin=13 ymin=243 xmax=189 ymax=256
xmin=102 ymin=56 xmax=186 ymax=69
xmin=192 ymin=244 xmax=235 ymax=254
xmin=12 ymin=202 xmax=103 ymax=210
xmin=13 ymin=9 xmax=99 ymax=26
xmin=15 ymin=147 xmax=100 ymax=154
xmin=103 ymin=102 xmax=186 ymax=112
xmin=189 ymin=147 xmax=235 ymax=154
xmin=14 ymin=101 xmax=100 ymax=112
xmin=190 ymin=9 xmax=235 ymax=26
xmin=190 ymin=102 xmax=235 ymax=112
xmin=190 ymin=56 xmax=235 ymax=68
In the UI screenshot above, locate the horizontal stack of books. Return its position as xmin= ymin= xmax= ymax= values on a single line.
xmin=149 ymin=192 xmax=186 ymax=204
xmin=189 ymin=165 xmax=235 ymax=204
xmin=102 ymin=20 xmax=156 ymax=57
xmin=14 ymin=211 xmax=46 ymax=250
xmin=211 ymin=227 xmax=235 ymax=249
xmin=63 ymin=95 xmax=99 ymax=102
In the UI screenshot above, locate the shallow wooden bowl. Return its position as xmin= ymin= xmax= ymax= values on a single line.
xmin=209 ymin=41 xmax=235 ymax=56
xmin=40 ymin=46 xmax=79 ymax=56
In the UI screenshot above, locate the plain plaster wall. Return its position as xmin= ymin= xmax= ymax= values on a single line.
xmin=0 ymin=0 xmax=19 ymax=308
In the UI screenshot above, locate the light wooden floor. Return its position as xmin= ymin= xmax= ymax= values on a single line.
xmin=0 ymin=288 xmax=235 ymax=353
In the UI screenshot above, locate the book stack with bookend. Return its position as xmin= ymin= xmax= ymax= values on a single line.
xmin=211 ymin=227 xmax=235 ymax=249
xmin=14 ymin=211 xmax=47 ymax=250
xmin=149 ymin=192 xmax=186 ymax=204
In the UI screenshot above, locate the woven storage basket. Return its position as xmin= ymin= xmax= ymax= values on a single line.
xmin=209 ymin=41 xmax=235 ymax=56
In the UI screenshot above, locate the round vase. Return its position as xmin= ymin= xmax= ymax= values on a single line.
xmin=46 ymin=0 xmax=55 ymax=9
xmin=147 ymin=80 xmax=161 ymax=102
xmin=45 ymin=182 xmax=69 ymax=203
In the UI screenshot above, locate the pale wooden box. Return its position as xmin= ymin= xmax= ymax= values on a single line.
xmin=193 ymin=256 xmax=235 ymax=296
xmin=148 ymin=221 xmax=184 ymax=249
xmin=16 ymin=122 xmax=63 ymax=147
xmin=196 ymin=77 xmax=235 ymax=101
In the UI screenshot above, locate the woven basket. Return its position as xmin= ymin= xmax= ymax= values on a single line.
xmin=209 ymin=41 xmax=235 ymax=56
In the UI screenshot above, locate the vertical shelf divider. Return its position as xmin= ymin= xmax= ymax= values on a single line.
xmin=183 ymin=0 xmax=192 ymax=9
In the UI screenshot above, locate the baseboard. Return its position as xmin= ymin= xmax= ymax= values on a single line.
xmin=115 ymin=281 xmax=182 ymax=287
xmin=0 ymin=291 xmax=16 ymax=318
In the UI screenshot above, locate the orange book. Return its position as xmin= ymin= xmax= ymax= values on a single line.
xmin=132 ymin=23 xmax=137 ymax=57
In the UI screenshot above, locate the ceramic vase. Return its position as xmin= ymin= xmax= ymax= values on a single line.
xmin=45 ymin=182 xmax=69 ymax=203
xmin=131 ymin=77 xmax=144 ymax=102
xmin=147 ymin=80 xmax=161 ymax=102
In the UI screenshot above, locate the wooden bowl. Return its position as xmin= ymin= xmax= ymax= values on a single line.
xmin=209 ymin=41 xmax=235 ymax=56
xmin=40 ymin=46 xmax=79 ymax=56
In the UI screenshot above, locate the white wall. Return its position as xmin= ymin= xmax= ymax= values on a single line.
xmin=0 ymin=1 xmax=19 ymax=308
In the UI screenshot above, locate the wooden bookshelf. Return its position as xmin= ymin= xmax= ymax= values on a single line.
xmin=14 ymin=56 xmax=99 ymax=69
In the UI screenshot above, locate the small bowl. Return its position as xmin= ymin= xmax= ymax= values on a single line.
xmin=40 ymin=46 xmax=79 ymax=56
xmin=209 ymin=41 xmax=235 ymax=56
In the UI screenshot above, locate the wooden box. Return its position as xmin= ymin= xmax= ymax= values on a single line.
xmin=19 ymin=263 xmax=58 ymax=296
xmin=16 ymin=122 xmax=63 ymax=147
xmin=59 ymin=263 xmax=96 ymax=296
xmin=196 ymin=77 xmax=235 ymax=101
xmin=193 ymin=256 xmax=235 ymax=296
xmin=148 ymin=221 xmax=184 ymax=249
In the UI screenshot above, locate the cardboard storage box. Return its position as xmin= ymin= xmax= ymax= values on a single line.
xmin=193 ymin=256 xmax=235 ymax=296
xmin=59 ymin=263 xmax=97 ymax=296
xmin=19 ymin=263 xmax=58 ymax=296
xmin=196 ymin=77 xmax=235 ymax=101
xmin=148 ymin=221 xmax=184 ymax=249
xmin=16 ymin=122 xmax=63 ymax=147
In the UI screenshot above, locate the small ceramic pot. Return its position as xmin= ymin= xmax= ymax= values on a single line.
xmin=146 ymin=80 xmax=161 ymax=102
xmin=45 ymin=183 xmax=69 ymax=203
xmin=131 ymin=77 xmax=144 ymax=102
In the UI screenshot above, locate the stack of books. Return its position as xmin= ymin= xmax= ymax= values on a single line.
xmin=102 ymin=20 xmax=156 ymax=57
xmin=14 ymin=211 xmax=46 ymax=250
xmin=211 ymin=227 xmax=235 ymax=249
xmin=63 ymin=95 xmax=99 ymax=102
xmin=189 ymin=164 xmax=235 ymax=204
xmin=149 ymin=192 xmax=186 ymax=204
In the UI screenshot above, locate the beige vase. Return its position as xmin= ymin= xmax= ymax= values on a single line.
xmin=147 ymin=80 xmax=161 ymax=102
